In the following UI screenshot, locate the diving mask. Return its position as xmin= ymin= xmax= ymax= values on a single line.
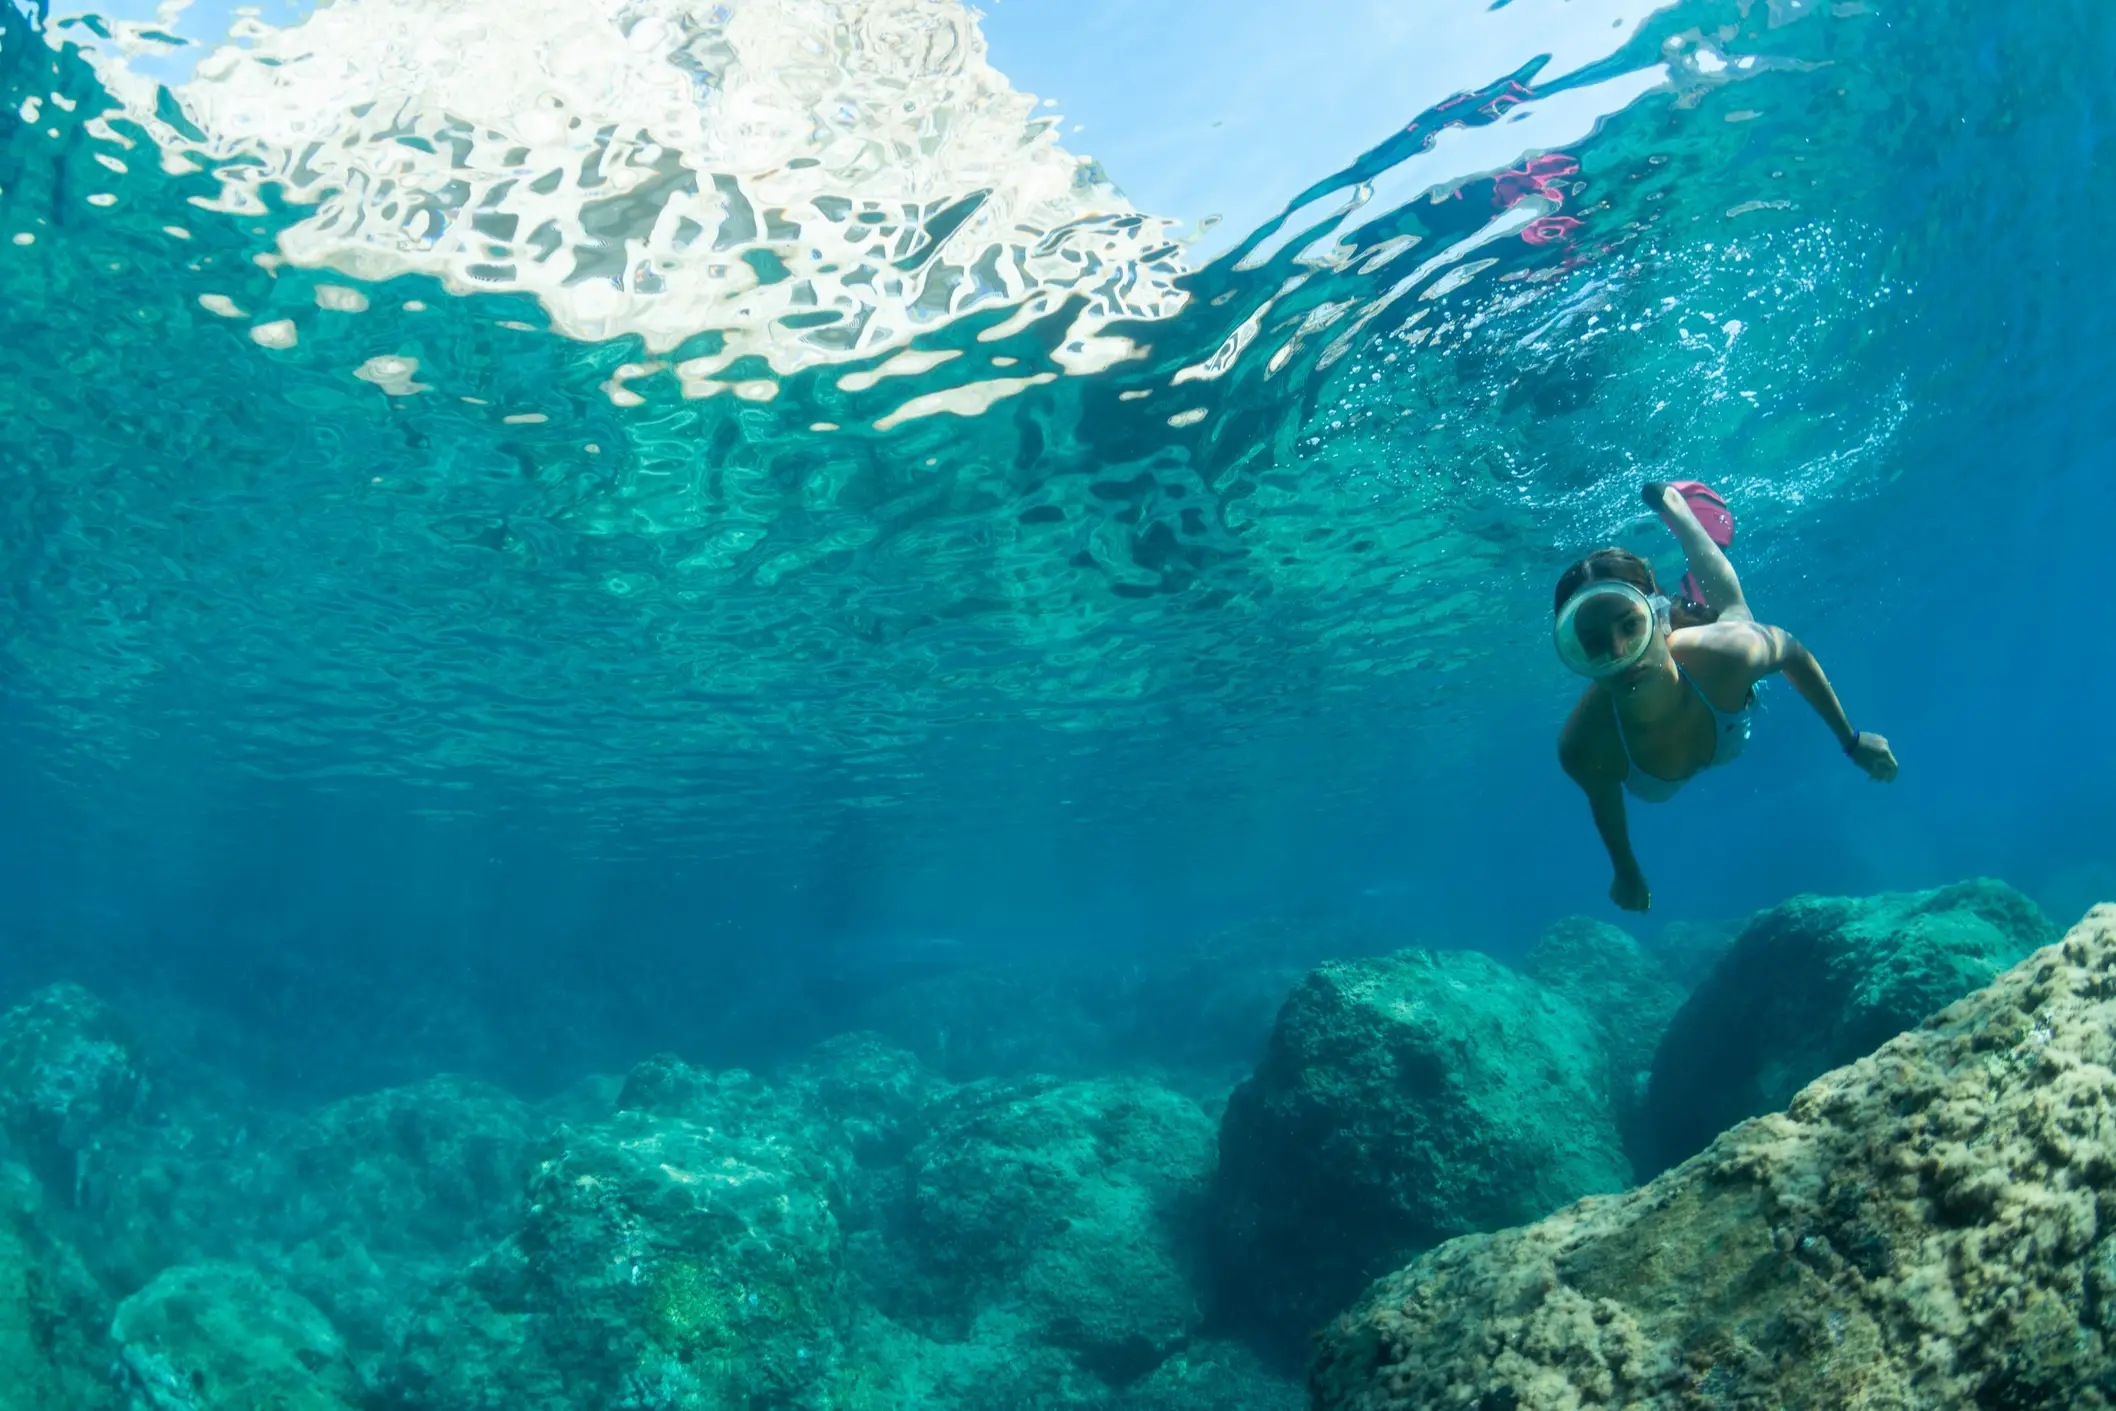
xmin=1553 ymin=579 xmax=1671 ymax=679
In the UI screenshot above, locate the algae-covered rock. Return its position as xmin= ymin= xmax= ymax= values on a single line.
xmin=112 ymin=1262 xmax=361 ymax=1411
xmin=1313 ymin=903 xmax=2116 ymax=1411
xmin=881 ymin=1075 xmax=1214 ymax=1386
xmin=1210 ymin=947 xmax=1630 ymax=1355
xmin=0 ymin=1160 xmax=118 ymax=1410
xmin=0 ymin=983 xmax=144 ymax=1193
xmin=249 ymin=1075 xmax=545 ymax=1371
xmin=780 ymin=1032 xmax=950 ymax=1169
xmin=396 ymin=1102 xmax=847 ymax=1410
xmin=1523 ymin=916 xmax=1685 ymax=1155
xmin=1640 ymin=877 xmax=2056 ymax=1174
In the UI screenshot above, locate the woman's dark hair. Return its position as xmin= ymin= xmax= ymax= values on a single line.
xmin=1554 ymin=547 xmax=1719 ymax=628
xmin=1553 ymin=548 xmax=1658 ymax=615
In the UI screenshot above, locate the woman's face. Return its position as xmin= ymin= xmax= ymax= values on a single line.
xmin=1574 ymin=589 xmax=1662 ymax=679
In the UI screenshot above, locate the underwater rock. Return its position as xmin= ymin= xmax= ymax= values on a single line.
xmin=1640 ymin=877 xmax=2056 ymax=1175
xmin=394 ymin=1104 xmax=847 ymax=1410
xmin=1115 ymin=917 xmax=1397 ymax=1082
xmin=827 ymin=1306 xmax=1099 ymax=1410
xmin=780 ymin=1031 xmax=950 ymax=1169
xmin=1312 ymin=903 xmax=2116 ymax=1411
xmin=242 ymin=1075 xmax=546 ymax=1371
xmin=1210 ymin=947 xmax=1631 ymax=1358
xmin=879 ymin=1075 xmax=1215 ymax=1386
xmin=1523 ymin=915 xmax=1686 ymax=1157
xmin=1112 ymin=1336 xmax=1306 ymax=1411
xmin=0 ymin=1159 xmax=119 ymax=1410
xmin=0 ymin=982 xmax=145 ymax=1195
xmin=614 ymin=1051 xmax=789 ymax=1131
xmin=111 ymin=1261 xmax=362 ymax=1411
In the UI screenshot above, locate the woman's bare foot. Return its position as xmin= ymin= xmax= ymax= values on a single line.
xmin=1642 ymin=481 xmax=1699 ymax=533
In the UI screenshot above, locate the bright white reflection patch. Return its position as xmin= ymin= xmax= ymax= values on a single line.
xmin=93 ymin=0 xmax=1191 ymax=374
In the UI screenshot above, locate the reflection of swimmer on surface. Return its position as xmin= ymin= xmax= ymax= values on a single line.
xmin=1554 ymin=481 xmax=1899 ymax=914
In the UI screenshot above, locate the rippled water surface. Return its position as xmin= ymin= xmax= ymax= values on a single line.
xmin=2 ymin=0 xmax=2110 ymax=906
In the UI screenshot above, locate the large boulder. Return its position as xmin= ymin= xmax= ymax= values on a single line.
xmin=879 ymin=1075 xmax=1216 ymax=1387
xmin=1313 ymin=903 xmax=2116 ymax=1411
xmin=112 ymin=1262 xmax=363 ymax=1411
xmin=0 ymin=983 xmax=145 ymax=1193
xmin=393 ymin=1070 xmax=849 ymax=1411
xmin=1210 ymin=948 xmax=1631 ymax=1356
xmin=1521 ymin=916 xmax=1685 ymax=1155
xmin=778 ymin=1033 xmax=949 ymax=1171
xmin=1114 ymin=918 xmax=1397 ymax=1081
xmin=0 ymin=1160 xmax=118 ymax=1410
xmin=243 ymin=1076 xmax=546 ymax=1373
xmin=1640 ymin=877 xmax=2056 ymax=1174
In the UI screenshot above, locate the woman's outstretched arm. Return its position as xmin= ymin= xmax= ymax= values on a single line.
xmin=1561 ymin=728 xmax=1653 ymax=911
xmin=1711 ymin=620 xmax=1900 ymax=782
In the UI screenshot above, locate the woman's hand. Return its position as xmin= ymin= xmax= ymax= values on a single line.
xmin=1848 ymin=731 xmax=1899 ymax=782
xmin=1610 ymin=868 xmax=1651 ymax=913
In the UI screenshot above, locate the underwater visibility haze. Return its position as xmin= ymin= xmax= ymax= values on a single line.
xmin=0 ymin=0 xmax=2114 ymax=1405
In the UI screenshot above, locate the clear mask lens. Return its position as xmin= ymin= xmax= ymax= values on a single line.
xmin=1554 ymin=580 xmax=1669 ymax=679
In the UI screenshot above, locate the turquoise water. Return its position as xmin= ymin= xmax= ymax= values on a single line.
xmin=1 ymin=0 xmax=2113 ymax=1403
xmin=4 ymin=0 xmax=2111 ymax=1065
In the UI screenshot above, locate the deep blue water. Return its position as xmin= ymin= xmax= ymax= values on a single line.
xmin=2 ymin=0 xmax=2112 ymax=1098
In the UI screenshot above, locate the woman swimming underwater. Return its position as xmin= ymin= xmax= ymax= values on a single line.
xmin=1555 ymin=482 xmax=1899 ymax=913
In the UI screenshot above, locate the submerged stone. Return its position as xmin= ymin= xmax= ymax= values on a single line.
xmin=1640 ymin=876 xmax=2056 ymax=1174
xmin=1523 ymin=915 xmax=1686 ymax=1165
xmin=0 ymin=1160 xmax=117 ymax=1410
xmin=246 ymin=1074 xmax=547 ymax=1374
xmin=1112 ymin=1336 xmax=1305 ymax=1410
xmin=1209 ymin=946 xmax=1630 ymax=1356
xmin=880 ymin=1074 xmax=1215 ymax=1386
xmin=0 ymin=983 xmax=145 ymax=1195
xmin=1313 ymin=903 xmax=2116 ymax=1411
xmin=396 ymin=1102 xmax=847 ymax=1410
xmin=111 ymin=1261 xmax=361 ymax=1411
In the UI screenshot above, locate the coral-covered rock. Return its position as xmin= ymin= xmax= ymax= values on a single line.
xmin=1312 ymin=903 xmax=2116 ymax=1411
xmin=1640 ymin=877 xmax=2056 ymax=1174
xmin=395 ymin=1102 xmax=848 ymax=1410
xmin=112 ymin=1262 xmax=362 ymax=1411
xmin=0 ymin=1160 xmax=118 ymax=1410
xmin=1523 ymin=916 xmax=1685 ymax=1155
xmin=882 ymin=1075 xmax=1215 ymax=1386
xmin=1210 ymin=947 xmax=1630 ymax=1355
xmin=0 ymin=983 xmax=145 ymax=1193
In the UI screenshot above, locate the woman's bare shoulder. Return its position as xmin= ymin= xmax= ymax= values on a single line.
xmin=1671 ymin=620 xmax=1780 ymax=700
